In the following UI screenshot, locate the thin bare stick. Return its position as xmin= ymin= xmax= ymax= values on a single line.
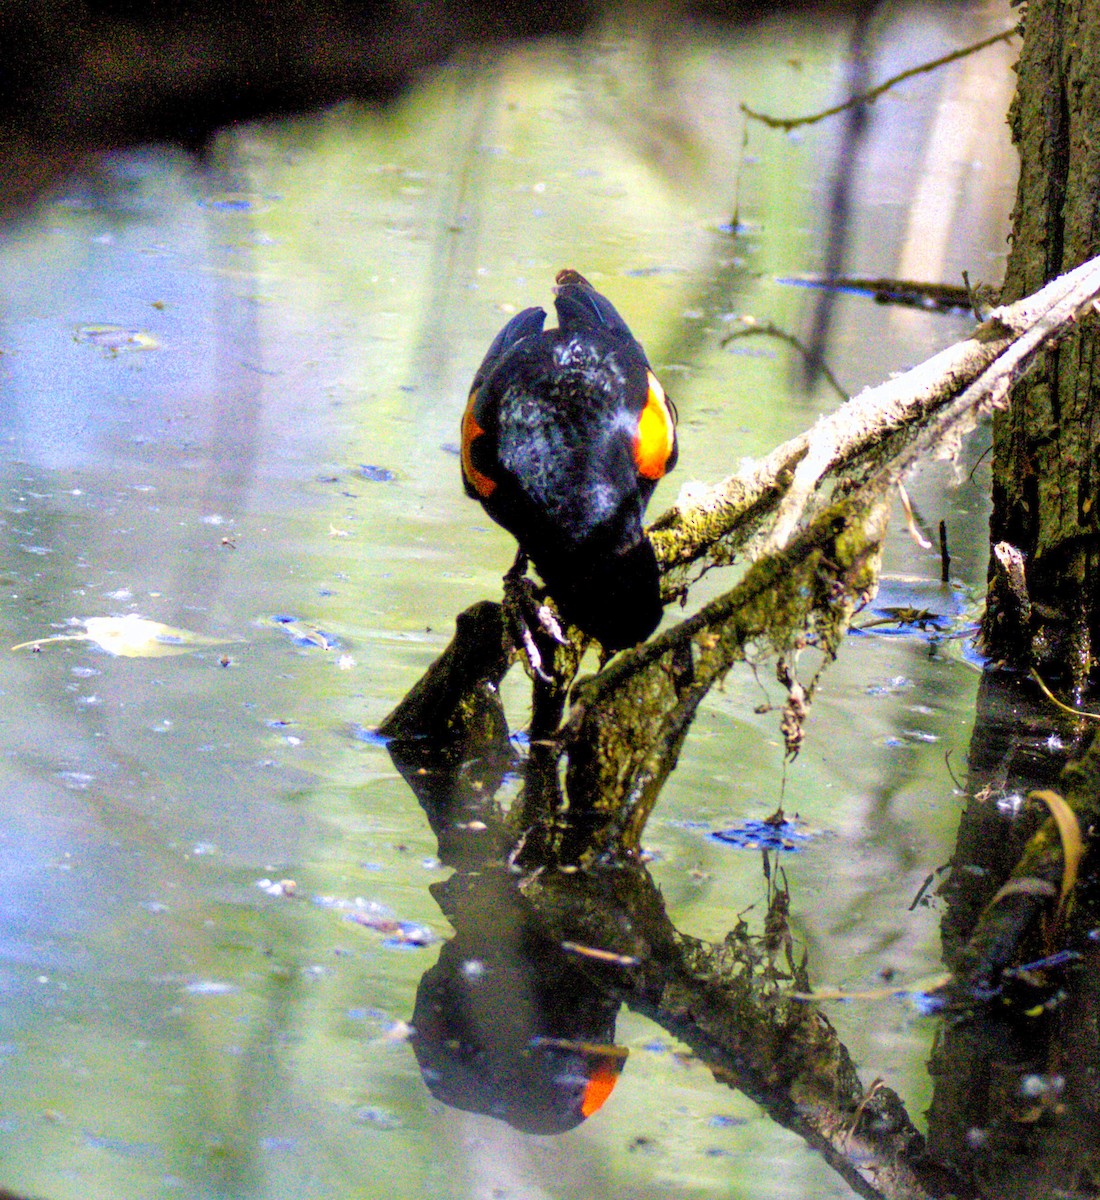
xmin=741 ymin=28 xmax=1018 ymax=132
xmin=722 ymin=318 xmax=850 ymax=401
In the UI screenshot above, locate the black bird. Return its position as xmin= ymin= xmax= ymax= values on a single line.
xmin=460 ymin=269 xmax=678 ymax=651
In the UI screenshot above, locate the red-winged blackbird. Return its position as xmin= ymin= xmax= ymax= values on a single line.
xmin=460 ymin=269 xmax=678 ymax=651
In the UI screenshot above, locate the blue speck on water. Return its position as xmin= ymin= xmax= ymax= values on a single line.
xmin=358 ymin=464 xmax=396 ymax=482
xmin=709 ymin=819 xmax=810 ymax=852
xmin=354 ymin=1106 xmax=401 ymax=1129
xmin=184 ymin=980 xmax=237 ymax=996
xmin=381 ymin=936 xmax=426 ymax=951
xmin=202 ymin=196 xmax=253 ymax=212
xmin=349 ymin=724 xmax=391 ymax=746
xmin=911 ymin=991 xmax=947 ymax=1017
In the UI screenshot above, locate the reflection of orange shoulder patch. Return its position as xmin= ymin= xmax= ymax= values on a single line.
xmin=580 ymin=1054 xmax=623 ymax=1119
xmin=460 ymin=393 xmax=496 ymax=498
xmin=634 ymin=372 xmax=676 ymax=481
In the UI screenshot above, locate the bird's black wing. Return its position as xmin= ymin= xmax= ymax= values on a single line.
xmin=470 ymin=306 xmax=547 ymax=395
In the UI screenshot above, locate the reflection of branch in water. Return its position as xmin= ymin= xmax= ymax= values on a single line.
xmin=740 ymin=28 xmax=1018 ymax=132
xmin=380 ymin=620 xmax=949 ymax=1199
xmin=722 ymin=316 xmax=850 ymax=402
xmin=799 ymin=6 xmax=876 ymax=392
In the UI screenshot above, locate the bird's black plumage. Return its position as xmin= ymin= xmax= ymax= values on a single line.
xmin=461 ymin=269 xmax=677 ymax=651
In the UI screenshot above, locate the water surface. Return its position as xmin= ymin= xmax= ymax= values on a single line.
xmin=0 ymin=11 xmax=1017 ymax=1199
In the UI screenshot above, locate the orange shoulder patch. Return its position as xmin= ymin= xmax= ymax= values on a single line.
xmin=460 ymin=392 xmax=497 ymax=498
xmin=634 ymin=372 xmax=677 ymax=481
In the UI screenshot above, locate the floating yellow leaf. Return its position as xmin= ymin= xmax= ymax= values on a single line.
xmin=12 ymin=614 xmax=237 ymax=658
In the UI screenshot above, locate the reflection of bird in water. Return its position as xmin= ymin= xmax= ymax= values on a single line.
xmin=384 ymin=687 xmax=626 ymax=1136
xmin=412 ymin=868 xmax=624 ymax=1135
xmin=460 ymin=269 xmax=678 ymax=651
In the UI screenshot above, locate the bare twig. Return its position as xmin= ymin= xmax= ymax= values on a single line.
xmin=781 ymin=275 xmax=973 ymax=314
xmin=741 ymin=28 xmax=1018 ymax=132
xmin=722 ymin=317 xmax=850 ymax=401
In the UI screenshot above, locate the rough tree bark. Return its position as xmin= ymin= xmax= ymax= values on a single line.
xmin=983 ymin=0 xmax=1100 ymax=698
xmin=928 ymin=5 xmax=1100 ymax=1194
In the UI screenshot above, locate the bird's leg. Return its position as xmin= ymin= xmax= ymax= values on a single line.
xmin=502 ymin=550 xmax=572 ymax=682
xmin=504 ymin=547 xmax=529 ymax=585
xmin=502 ymin=551 xmax=554 ymax=683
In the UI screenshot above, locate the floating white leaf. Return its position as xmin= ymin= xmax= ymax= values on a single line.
xmin=13 ymin=614 xmax=237 ymax=658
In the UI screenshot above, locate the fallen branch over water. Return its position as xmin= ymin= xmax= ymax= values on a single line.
xmin=650 ymin=253 xmax=1100 ymax=581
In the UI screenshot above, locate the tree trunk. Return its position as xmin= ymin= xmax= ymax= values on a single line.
xmin=984 ymin=0 xmax=1100 ymax=697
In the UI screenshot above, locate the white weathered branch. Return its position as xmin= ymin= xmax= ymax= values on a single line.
xmin=650 ymin=252 xmax=1100 ymax=570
